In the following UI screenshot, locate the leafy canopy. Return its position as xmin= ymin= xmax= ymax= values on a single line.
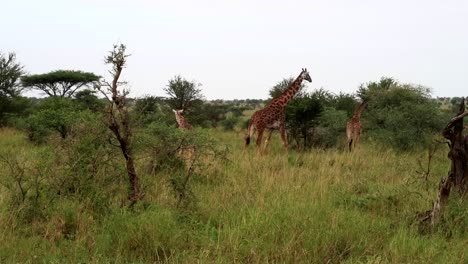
xmin=0 ymin=52 xmax=25 ymax=126
xmin=0 ymin=52 xmax=24 ymax=98
xmin=164 ymin=75 xmax=203 ymax=111
xmin=362 ymin=78 xmax=445 ymax=150
xmin=22 ymin=70 xmax=100 ymax=98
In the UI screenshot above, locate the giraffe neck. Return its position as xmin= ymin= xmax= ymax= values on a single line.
xmin=270 ymin=75 xmax=304 ymax=108
xmin=353 ymin=101 xmax=367 ymax=119
xmin=175 ymin=113 xmax=189 ymax=129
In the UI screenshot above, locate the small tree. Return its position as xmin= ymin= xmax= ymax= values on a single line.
xmin=25 ymin=97 xmax=81 ymax=142
xmin=95 ymin=44 xmax=142 ymax=205
xmin=0 ymin=52 xmax=25 ymax=125
xmin=22 ymin=70 xmax=99 ymax=98
xmin=164 ymin=75 xmax=203 ymax=111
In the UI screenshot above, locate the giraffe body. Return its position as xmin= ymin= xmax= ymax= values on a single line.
xmin=245 ymin=68 xmax=312 ymax=154
xmin=173 ymin=109 xmax=192 ymax=130
xmin=346 ymin=101 xmax=366 ymax=152
xmin=172 ymin=109 xmax=196 ymax=162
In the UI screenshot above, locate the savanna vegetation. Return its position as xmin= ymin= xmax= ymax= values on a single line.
xmin=0 ymin=46 xmax=467 ymax=263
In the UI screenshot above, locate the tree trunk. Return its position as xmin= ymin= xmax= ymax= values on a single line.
xmin=125 ymin=151 xmax=140 ymax=204
xmin=100 ymin=44 xmax=142 ymax=206
xmin=428 ymin=98 xmax=468 ymax=225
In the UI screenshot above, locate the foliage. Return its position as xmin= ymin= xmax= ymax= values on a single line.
xmin=164 ymin=75 xmax=204 ymax=111
xmin=24 ymin=98 xmax=85 ymax=142
xmin=220 ymin=112 xmax=240 ymax=131
xmin=332 ymin=92 xmax=359 ymax=117
xmin=133 ymin=95 xmax=173 ymax=126
xmin=314 ymin=107 xmax=349 ymax=148
xmin=0 ymin=52 xmax=25 ymax=125
xmin=137 ymin=122 xmax=227 ymax=209
xmin=189 ymin=103 xmax=229 ymax=128
xmin=73 ymin=89 xmax=105 ymax=112
xmin=0 ymin=96 xmax=33 ymax=127
xmin=272 ymin=85 xmax=356 ymax=150
xmin=362 ymin=80 xmax=446 ymax=150
xmin=357 ymin=77 xmax=397 ymax=101
xmin=0 ymin=52 xmax=24 ymax=97
xmin=21 ymin=70 xmax=100 ymax=97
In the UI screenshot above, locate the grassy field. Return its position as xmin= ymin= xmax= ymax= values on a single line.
xmin=1 ymin=127 xmax=467 ymax=263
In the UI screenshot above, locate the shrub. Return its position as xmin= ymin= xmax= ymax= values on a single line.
xmin=23 ymin=97 xmax=83 ymax=142
xmin=137 ymin=122 xmax=227 ymax=209
xmin=362 ymin=82 xmax=446 ymax=150
xmin=220 ymin=112 xmax=240 ymax=131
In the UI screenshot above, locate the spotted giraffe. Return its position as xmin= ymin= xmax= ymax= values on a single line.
xmin=244 ymin=68 xmax=312 ymax=154
xmin=346 ymin=101 xmax=367 ymax=152
xmin=173 ymin=109 xmax=192 ymax=130
xmin=172 ymin=109 xmax=196 ymax=163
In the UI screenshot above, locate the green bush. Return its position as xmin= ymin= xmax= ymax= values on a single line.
xmin=281 ymin=89 xmax=356 ymax=150
xmin=0 ymin=146 xmax=54 ymax=224
xmin=362 ymin=81 xmax=446 ymax=150
xmin=23 ymin=97 xmax=89 ymax=143
xmin=220 ymin=112 xmax=240 ymax=131
xmin=315 ymin=107 xmax=348 ymax=148
xmin=137 ymin=122 xmax=227 ymax=209
xmin=133 ymin=95 xmax=174 ymax=127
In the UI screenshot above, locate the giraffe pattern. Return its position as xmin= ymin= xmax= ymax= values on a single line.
xmin=173 ymin=109 xmax=192 ymax=130
xmin=244 ymin=68 xmax=312 ymax=154
xmin=346 ymin=101 xmax=367 ymax=152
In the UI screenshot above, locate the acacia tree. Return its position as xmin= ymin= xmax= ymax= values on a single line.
xmin=0 ymin=52 xmax=25 ymax=125
xmin=22 ymin=70 xmax=99 ymax=98
xmin=95 ymin=44 xmax=142 ymax=205
xmin=164 ymin=75 xmax=203 ymax=111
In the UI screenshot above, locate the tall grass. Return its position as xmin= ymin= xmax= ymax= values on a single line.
xmin=0 ymin=128 xmax=466 ymax=263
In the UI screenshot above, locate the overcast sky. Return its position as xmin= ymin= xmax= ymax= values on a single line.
xmin=3 ymin=0 xmax=468 ymax=99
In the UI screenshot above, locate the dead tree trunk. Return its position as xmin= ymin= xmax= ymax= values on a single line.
xmin=428 ymin=98 xmax=468 ymax=225
xmin=98 ymin=44 xmax=142 ymax=205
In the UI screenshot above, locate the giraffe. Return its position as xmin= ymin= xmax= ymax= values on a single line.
xmin=173 ymin=109 xmax=192 ymax=130
xmin=244 ymin=68 xmax=312 ymax=154
xmin=172 ymin=109 xmax=196 ymax=162
xmin=346 ymin=101 xmax=367 ymax=152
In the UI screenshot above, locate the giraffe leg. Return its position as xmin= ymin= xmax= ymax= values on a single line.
xmin=356 ymin=127 xmax=362 ymax=147
xmin=353 ymin=132 xmax=360 ymax=151
xmin=355 ymin=134 xmax=360 ymax=150
xmin=346 ymin=123 xmax=352 ymax=152
xmin=348 ymin=131 xmax=355 ymax=152
xmin=262 ymin=129 xmax=274 ymax=155
xmin=279 ymin=125 xmax=288 ymax=152
xmin=244 ymin=124 xmax=256 ymax=152
xmin=256 ymin=128 xmax=264 ymax=155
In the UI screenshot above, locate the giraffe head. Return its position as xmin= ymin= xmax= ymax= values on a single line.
xmin=300 ymin=68 xmax=312 ymax=82
xmin=172 ymin=109 xmax=184 ymax=115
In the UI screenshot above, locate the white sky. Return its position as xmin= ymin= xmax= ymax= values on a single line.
xmin=2 ymin=0 xmax=468 ymax=99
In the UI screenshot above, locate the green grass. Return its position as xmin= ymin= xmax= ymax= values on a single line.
xmin=0 ymin=127 xmax=467 ymax=263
